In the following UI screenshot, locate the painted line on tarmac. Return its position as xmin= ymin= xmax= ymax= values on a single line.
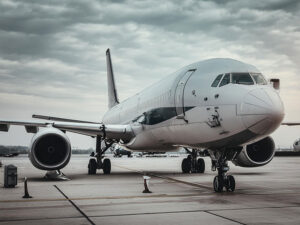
xmin=0 ymin=193 xmax=203 ymax=204
xmin=114 ymin=164 xmax=212 ymax=190
xmin=205 ymin=211 xmax=246 ymax=225
xmin=54 ymin=185 xmax=95 ymax=225
xmin=0 ymin=216 xmax=85 ymax=223
xmin=86 ymin=205 xmax=300 ymax=221
xmin=150 ymin=173 xmax=212 ymax=190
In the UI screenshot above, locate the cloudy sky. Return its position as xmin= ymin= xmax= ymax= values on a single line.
xmin=0 ymin=0 xmax=300 ymax=149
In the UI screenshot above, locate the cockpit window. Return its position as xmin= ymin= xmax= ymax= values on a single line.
xmin=219 ymin=73 xmax=230 ymax=87
xmin=215 ymin=72 xmax=267 ymax=87
xmin=211 ymin=74 xmax=223 ymax=87
xmin=232 ymin=73 xmax=254 ymax=85
xmin=251 ymin=73 xmax=267 ymax=85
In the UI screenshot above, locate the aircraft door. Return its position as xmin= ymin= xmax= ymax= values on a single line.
xmin=174 ymin=69 xmax=196 ymax=119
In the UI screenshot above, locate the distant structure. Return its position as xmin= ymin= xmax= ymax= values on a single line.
xmin=0 ymin=145 xmax=28 ymax=157
xmin=0 ymin=145 xmax=94 ymax=156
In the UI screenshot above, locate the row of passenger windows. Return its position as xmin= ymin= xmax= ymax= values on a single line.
xmin=211 ymin=73 xmax=267 ymax=87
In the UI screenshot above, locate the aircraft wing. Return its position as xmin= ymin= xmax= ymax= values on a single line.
xmin=32 ymin=114 xmax=100 ymax=124
xmin=281 ymin=122 xmax=300 ymax=126
xmin=0 ymin=120 xmax=48 ymax=133
xmin=0 ymin=120 xmax=134 ymax=142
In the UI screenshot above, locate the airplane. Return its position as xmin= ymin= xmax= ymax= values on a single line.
xmin=110 ymin=144 xmax=132 ymax=157
xmin=293 ymin=139 xmax=300 ymax=151
xmin=0 ymin=49 xmax=285 ymax=192
xmin=0 ymin=153 xmax=19 ymax=157
xmin=280 ymin=123 xmax=300 ymax=151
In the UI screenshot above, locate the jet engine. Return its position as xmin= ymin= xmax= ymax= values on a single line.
xmin=232 ymin=136 xmax=275 ymax=167
xmin=29 ymin=127 xmax=71 ymax=170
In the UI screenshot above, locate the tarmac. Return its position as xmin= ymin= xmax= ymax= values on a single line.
xmin=0 ymin=155 xmax=300 ymax=225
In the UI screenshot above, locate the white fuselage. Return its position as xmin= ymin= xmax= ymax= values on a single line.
xmin=102 ymin=58 xmax=284 ymax=152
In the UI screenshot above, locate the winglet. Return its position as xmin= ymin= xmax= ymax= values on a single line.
xmin=106 ymin=49 xmax=119 ymax=109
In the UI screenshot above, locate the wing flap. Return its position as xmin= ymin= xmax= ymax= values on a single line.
xmin=0 ymin=124 xmax=9 ymax=132
xmin=25 ymin=125 xmax=39 ymax=133
xmin=0 ymin=120 xmax=48 ymax=133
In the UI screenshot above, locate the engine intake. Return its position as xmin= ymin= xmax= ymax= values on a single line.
xmin=29 ymin=128 xmax=71 ymax=170
xmin=233 ymin=136 xmax=275 ymax=167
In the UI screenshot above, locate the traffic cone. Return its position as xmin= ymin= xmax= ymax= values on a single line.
xmin=23 ymin=177 xmax=32 ymax=198
xmin=143 ymin=175 xmax=152 ymax=193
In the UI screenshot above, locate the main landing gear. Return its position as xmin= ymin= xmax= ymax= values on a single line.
xmin=88 ymin=136 xmax=113 ymax=175
xmin=181 ymin=149 xmax=205 ymax=173
xmin=210 ymin=149 xmax=238 ymax=192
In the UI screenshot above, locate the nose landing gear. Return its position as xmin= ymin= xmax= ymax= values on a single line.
xmin=181 ymin=149 xmax=205 ymax=173
xmin=210 ymin=149 xmax=239 ymax=192
xmin=88 ymin=136 xmax=113 ymax=175
xmin=213 ymin=166 xmax=235 ymax=192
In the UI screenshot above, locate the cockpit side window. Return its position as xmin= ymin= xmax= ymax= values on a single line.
xmin=251 ymin=73 xmax=267 ymax=85
xmin=232 ymin=73 xmax=254 ymax=85
xmin=211 ymin=74 xmax=223 ymax=87
xmin=219 ymin=73 xmax=230 ymax=87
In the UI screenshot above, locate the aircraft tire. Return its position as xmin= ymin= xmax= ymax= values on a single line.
xmin=103 ymin=158 xmax=111 ymax=174
xmin=181 ymin=158 xmax=191 ymax=173
xmin=88 ymin=158 xmax=97 ymax=175
xmin=213 ymin=175 xmax=224 ymax=192
xmin=225 ymin=175 xmax=235 ymax=192
xmin=196 ymin=158 xmax=205 ymax=173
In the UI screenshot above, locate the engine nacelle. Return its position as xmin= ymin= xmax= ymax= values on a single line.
xmin=29 ymin=127 xmax=71 ymax=170
xmin=232 ymin=136 xmax=275 ymax=167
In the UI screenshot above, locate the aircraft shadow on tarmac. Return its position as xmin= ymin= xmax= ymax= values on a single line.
xmin=231 ymin=172 xmax=269 ymax=176
xmin=26 ymin=171 xmax=269 ymax=182
xmin=27 ymin=172 xmax=142 ymax=182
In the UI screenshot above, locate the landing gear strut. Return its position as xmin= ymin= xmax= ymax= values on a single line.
xmin=213 ymin=165 xmax=235 ymax=192
xmin=181 ymin=149 xmax=205 ymax=173
xmin=210 ymin=149 xmax=238 ymax=192
xmin=88 ymin=136 xmax=113 ymax=175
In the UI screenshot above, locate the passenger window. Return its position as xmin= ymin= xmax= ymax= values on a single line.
xmin=232 ymin=73 xmax=254 ymax=85
xmin=219 ymin=74 xmax=230 ymax=87
xmin=211 ymin=74 xmax=223 ymax=87
xmin=251 ymin=73 xmax=267 ymax=85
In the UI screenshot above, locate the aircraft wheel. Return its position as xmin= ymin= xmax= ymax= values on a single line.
xmin=213 ymin=175 xmax=224 ymax=192
xmin=181 ymin=158 xmax=191 ymax=173
xmin=88 ymin=158 xmax=97 ymax=175
xmin=103 ymin=158 xmax=111 ymax=174
xmin=225 ymin=175 xmax=235 ymax=192
xmin=196 ymin=158 xmax=205 ymax=173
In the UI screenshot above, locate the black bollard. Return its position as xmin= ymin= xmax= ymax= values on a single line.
xmin=23 ymin=177 xmax=32 ymax=198
xmin=142 ymin=175 xmax=152 ymax=193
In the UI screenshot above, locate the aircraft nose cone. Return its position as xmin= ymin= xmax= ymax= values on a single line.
xmin=239 ymin=88 xmax=284 ymax=135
